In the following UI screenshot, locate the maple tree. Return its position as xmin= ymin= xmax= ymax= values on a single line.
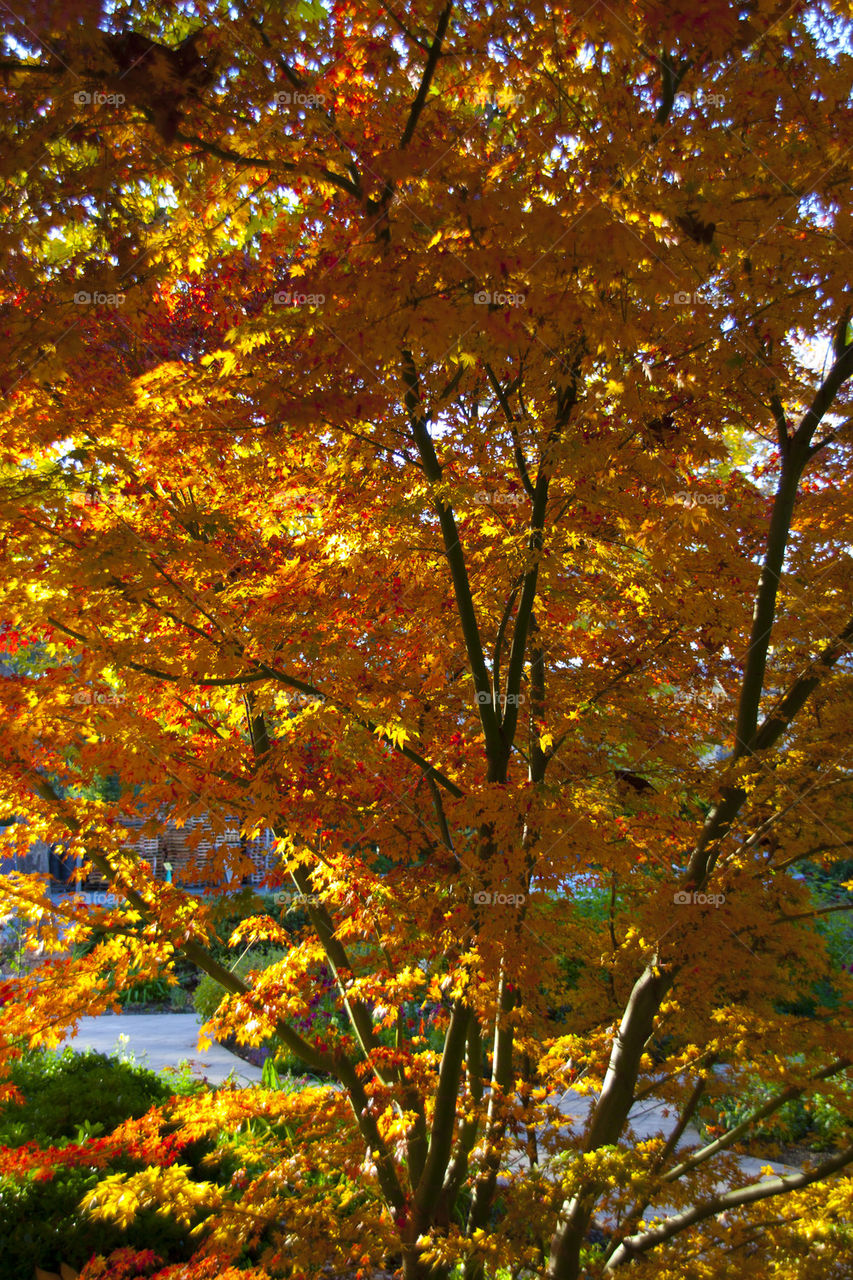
xmin=1 ymin=0 xmax=853 ymax=1277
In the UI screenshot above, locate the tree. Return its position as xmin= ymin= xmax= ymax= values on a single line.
xmin=1 ymin=1 xmax=853 ymax=1277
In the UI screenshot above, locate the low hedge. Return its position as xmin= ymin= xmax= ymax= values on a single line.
xmin=0 ymin=1049 xmax=208 ymax=1279
xmin=0 ymin=1049 xmax=174 ymax=1149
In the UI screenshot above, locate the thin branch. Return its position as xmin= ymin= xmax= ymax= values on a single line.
xmin=604 ymin=1073 xmax=709 ymax=1264
xmin=11 ymin=759 xmax=335 ymax=1075
xmin=493 ymin=584 xmax=520 ymax=706
xmin=774 ymin=901 xmax=853 ymax=924
xmin=173 ymin=130 xmax=362 ymax=197
xmin=381 ymin=5 xmax=431 ymax=51
xmin=633 ymin=1047 xmax=719 ymax=1104
xmin=663 ymin=1056 xmax=851 ymax=1184
xmin=654 ymin=51 xmax=691 ymax=125
xmin=426 ymin=772 xmax=457 ymax=857
xmin=45 ymin=615 xmax=463 ymax=797
xmin=483 ymin=360 xmax=535 ymax=499
xmin=401 ymin=348 xmax=504 ymax=767
xmin=605 ymin=1142 xmax=853 ymax=1269
xmin=768 ymin=393 xmax=789 ymax=455
xmin=399 ymin=2 xmax=453 ymax=150
xmin=686 ymin=613 xmax=853 ymax=884
xmin=46 ymin=615 xmax=266 ymax=686
xmin=795 ymin=342 xmax=853 ymax=448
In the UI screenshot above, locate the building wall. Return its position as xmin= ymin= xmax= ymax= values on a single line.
xmin=1 ymin=816 xmax=276 ymax=892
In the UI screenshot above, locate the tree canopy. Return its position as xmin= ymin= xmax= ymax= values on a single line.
xmin=1 ymin=1 xmax=852 ymax=1277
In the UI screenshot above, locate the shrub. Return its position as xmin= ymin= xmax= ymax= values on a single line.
xmin=203 ymin=891 xmax=309 ymax=967
xmin=0 ymin=1166 xmax=193 ymax=1279
xmin=710 ymin=1085 xmax=812 ymax=1147
xmin=0 ymin=1049 xmax=173 ymax=1150
xmin=808 ymin=1072 xmax=853 ymax=1150
xmin=700 ymin=1067 xmax=853 ymax=1151
xmin=119 ymin=973 xmax=172 ymax=1008
xmin=0 ymin=1050 xmax=209 ymax=1278
xmin=169 ymin=984 xmax=190 ymax=1011
xmin=192 ymin=948 xmax=290 ymax=1022
xmin=193 ymin=949 xmax=352 ymax=1077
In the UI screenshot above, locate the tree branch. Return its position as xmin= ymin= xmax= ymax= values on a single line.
xmin=686 ymin=613 xmax=853 ymax=885
xmin=399 ymin=2 xmax=453 ymax=151
xmin=401 ymin=348 xmax=505 ymax=769
xmin=605 ymin=1142 xmax=853 ymax=1269
xmin=45 ymin=615 xmax=463 ymax=797
xmin=604 ymin=1072 xmax=709 ymax=1264
xmin=663 ymin=1057 xmax=851 ymax=1184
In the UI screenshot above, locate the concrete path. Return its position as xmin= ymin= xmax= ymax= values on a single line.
xmin=63 ymin=1015 xmax=800 ymax=1192
xmin=60 ymin=1012 xmax=264 ymax=1086
xmin=609 ymin=1090 xmax=800 ymax=1181
xmin=535 ymin=1087 xmax=800 ymax=1176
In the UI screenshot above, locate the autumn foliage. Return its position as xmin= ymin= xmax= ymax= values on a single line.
xmin=1 ymin=1 xmax=853 ymax=1277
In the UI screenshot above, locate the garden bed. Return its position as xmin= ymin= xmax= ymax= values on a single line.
xmin=732 ymin=1137 xmax=844 ymax=1168
xmin=216 ymin=1031 xmax=274 ymax=1070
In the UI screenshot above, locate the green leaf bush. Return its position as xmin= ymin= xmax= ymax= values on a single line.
xmin=0 ymin=1049 xmax=173 ymax=1149
xmin=0 ymin=1050 xmax=208 ymax=1278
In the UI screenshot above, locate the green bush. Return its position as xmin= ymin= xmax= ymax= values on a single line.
xmin=73 ymin=919 xmax=198 ymax=1001
xmin=374 ymin=1000 xmax=446 ymax=1058
xmin=0 ymin=1166 xmax=193 ymax=1280
xmin=713 ymin=1087 xmax=812 ymax=1147
xmin=0 ymin=1050 xmax=208 ymax=1278
xmin=808 ymin=1072 xmax=853 ymax=1150
xmin=193 ymin=935 xmax=447 ymax=1077
xmin=119 ymin=973 xmax=172 ymax=1007
xmin=169 ymin=984 xmax=190 ymax=1011
xmin=773 ymin=864 xmax=853 ymax=1017
xmin=204 ymin=890 xmax=309 ymax=967
xmin=701 ymin=1067 xmax=853 ymax=1151
xmin=192 ymin=947 xmax=290 ymax=1022
xmin=194 ymin=949 xmax=377 ymax=1078
xmin=0 ymin=1049 xmax=174 ymax=1150
xmin=536 ymin=887 xmax=616 ymax=1025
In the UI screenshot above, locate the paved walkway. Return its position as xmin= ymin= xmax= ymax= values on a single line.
xmin=61 ymin=1012 xmax=264 ymax=1086
xmin=547 ymin=1085 xmax=800 ymax=1181
xmin=63 ymin=1012 xmax=801 ymax=1214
